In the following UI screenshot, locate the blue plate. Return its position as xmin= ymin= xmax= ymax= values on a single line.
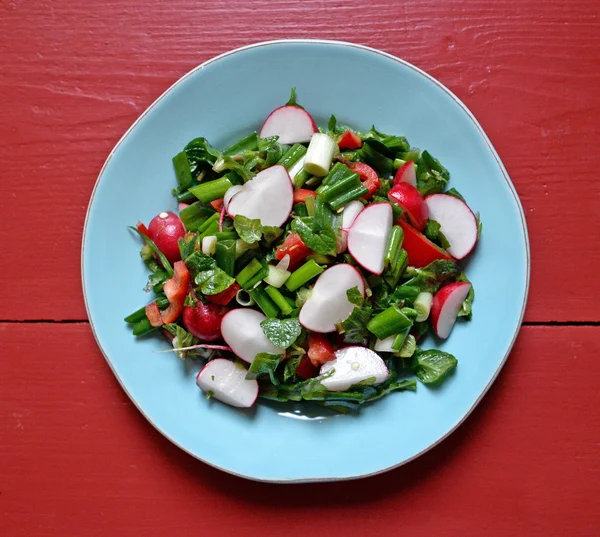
xmin=82 ymin=40 xmax=529 ymax=482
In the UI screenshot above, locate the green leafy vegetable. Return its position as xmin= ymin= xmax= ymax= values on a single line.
xmin=346 ymin=286 xmax=364 ymax=307
xmin=234 ymin=215 xmax=262 ymax=244
xmin=129 ymin=226 xmax=173 ymax=277
xmin=183 ymin=137 xmax=221 ymax=178
xmin=260 ymin=318 xmax=302 ymax=349
xmin=185 ymin=251 xmax=235 ymax=295
xmin=283 ymin=355 xmax=303 ymax=383
xmin=457 ymin=274 xmax=475 ymax=319
xmin=291 ymin=217 xmax=337 ymax=255
xmin=172 ymin=151 xmax=194 ymax=191
xmin=416 ymin=150 xmax=450 ymax=196
xmin=403 ymin=260 xmax=460 ymax=293
xmin=223 ymin=132 xmax=259 ymax=156
xmin=412 ymin=350 xmax=458 ymax=385
xmin=212 ymin=155 xmax=254 ymax=183
xmin=445 ymin=187 xmax=465 ymax=201
xmin=179 ymin=202 xmax=215 ymax=231
xmin=246 ymin=353 xmax=284 ymax=383
xmin=262 ymin=226 xmax=283 ymax=243
xmin=163 ymin=324 xmax=198 ymax=360
xmin=423 ymin=219 xmax=451 ymax=250
xmin=340 ymin=303 xmax=373 ymax=344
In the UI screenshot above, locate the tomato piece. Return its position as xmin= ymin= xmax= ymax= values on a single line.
xmin=307 ymin=334 xmax=336 ymax=367
xmin=293 ymin=189 xmax=316 ymax=203
xmin=347 ymin=162 xmax=381 ymax=200
xmin=136 ymin=221 xmax=150 ymax=237
xmin=397 ymin=220 xmax=452 ymax=268
xmin=210 ymin=198 xmax=224 ymax=212
xmin=295 ymin=354 xmax=319 ymax=379
xmin=338 ymin=130 xmax=362 ymax=150
xmin=205 ymin=283 xmax=241 ymax=306
xmin=145 ymin=302 xmax=163 ymax=327
xmin=275 ymin=232 xmax=312 ymax=270
xmin=157 ymin=261 xmax=191 ymax=324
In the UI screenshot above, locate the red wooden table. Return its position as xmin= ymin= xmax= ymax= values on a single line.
xmin=2 ymin=1 xmax=599 ymax=535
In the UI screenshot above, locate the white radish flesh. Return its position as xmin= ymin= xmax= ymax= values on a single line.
xmin=223 ymin=185 xmax=244 ymax=211
xmin=196 ymin=359 xmax=258 ymax=408
xmin=347 ymin=203 xmax=393 ymax=275
xmin=336 ymin=200 xmax=364 ymax=254
xmin=397 ymin=161 xmax=417 ymax=187
xmin=304 ymin=133 xmax=336 ymax=177
xmin=299 ymin=264 xmax=364 ymax=333
xmin=431 ymin=282 xmax=472 ymax=339
xmin=221 ymin=308 xmax=284 ymax=363
xmin=260 ymin=105 xmax=317 ymax=144
xmin=425 ymin=194 xmax=478 ymax=259
xmin=320 ymin=347 xmax=389 ymax=392
xmin=226 ymin=165 xmax=293 ymax=227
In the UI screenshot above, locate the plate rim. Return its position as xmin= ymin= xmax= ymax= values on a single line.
xmin=81 ymin=39 xmax=531 ymax=483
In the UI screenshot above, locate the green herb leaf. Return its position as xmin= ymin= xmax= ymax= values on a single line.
xmin=291 ymin=217 xmax=337 ymax=255
xmin=283 ymin=355 xmax=303 ymax=383
xmin=403 ymin=260 xmax=461 ymax=293
xmin=260 ymin=318 xmax=302 ymax=349
xmin=183 ymin=137 xmax=221 ymax=177
xmin=262 ymin=226 xmax=283 ymax=244
xmin=340 ymin=304 xmax=373 ymax=344
xmin=163 ymin=324 xmax=198 ymax=360
xmin=195 ymin=268 xmax=235 ymax=295
xmin=445 ymin=187 xmax=465 ymax=201
xmin=424 ymin=219 xmax=451 ymax=250
xmin=144 ymin=269 xmax=169 ymax=293
xmin=416 ymin=150 xmax=450 ymax=196
xmin=246 ymin=353 xmax=284 ymax=383
xmin=286 ymin=87 xmax=303 ymax=109
xmin=346 ymin=286 xmax=364 ymax=307
xmin=233 ymin=215 xmax=262 ymax=244
xmin=412 ymin=349 xmax=458 ymax=385
xmin=328 ymin=115 xmax=337 ymax=133
xmin=457 ymin=274 xmax=475 ymax=319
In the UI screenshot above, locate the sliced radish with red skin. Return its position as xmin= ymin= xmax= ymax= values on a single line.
xmin=430 ymin=281 xmax=472 ymax=339
xmin=336 ymin=200 xmax=364 ymax=254
xmin=299 ymin=264 xmax=364 ymax=333
xmin=425 ymin=194 xmax=478 ymax=260
xmin=196 ymin=359 xmax=258 ymax=408
xmin=226 ymin=165 xmax=293 ymax=227
xmin=223 ymin=185 xmax=244 ymax=212
xmin=260 ymin=105 xmax=317 ymax=144
xmin=397 ymin=219 xmax=453 ymax=268
xmin=221 ymin=308 xmax=284 ymax=363
xmin=388 ymin=183 xmax=428 ymax=231
xmin=393 ymin=161 xmax=417 ymax=187
xmin=320 ymin=347 xmax=389 ymax=392
xmin=178 ymin=202 xmax=189 ymax=212
xmin=347 ymin=202 xmax=393 ymax=275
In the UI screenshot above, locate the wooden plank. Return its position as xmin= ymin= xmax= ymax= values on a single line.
xmin=1 ymin=0 xmax=599 ymax=321
xmin=1 ymin=323 xmax=598 ymax=536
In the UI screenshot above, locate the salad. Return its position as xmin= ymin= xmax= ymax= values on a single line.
xmin=124 ymin=89 xmax=481 ymax=412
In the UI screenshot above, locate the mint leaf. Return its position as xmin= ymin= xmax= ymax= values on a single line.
xmin=260 ymin=318 xmax=302 ymax=349
xmin=346 ymin=286 xmax=364 ymax=307
xmin=445 ymin=187 xmax=465 ymax=201
xmin=412 ymin=350 xmax=457 ymax=385
xmin=262 ymin=226 xmax=283 ymax=244
xmin=185 ymin=251 xmax=235 ymax=295
xmin=291 ymin=217 xmax=337 ymax=255
xmin=457 ymin=274 xmax=475 ymax=319
xmin=340 ymin=304 xmax=373 ymax=344
xmin=234 ymin=215 xmax=262 ymax=244
xmin=163 ymin=324 xmax=198 ymax=359
xmin=246 ymin=353 xmax=284 ymax=383
xmin=403 ymin=260 xmax=460 ymax=293
xmin=283 ymin=355 xmax=303 ymax=383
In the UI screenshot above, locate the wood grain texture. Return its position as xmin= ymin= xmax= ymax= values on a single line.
xmin=0 ymin=0 xmax=599 ymax=321
xmin=1 ymin=323 xmax=599 ymax=536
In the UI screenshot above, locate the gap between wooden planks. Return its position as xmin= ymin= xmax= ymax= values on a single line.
xmin=1 ymin=323 xmax=599 ymax=536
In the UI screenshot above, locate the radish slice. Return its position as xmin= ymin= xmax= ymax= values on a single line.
xmin=425 ymin=194 xmax=478 ymax=259
xmin=260 ymin=105 xmax=317 ymax=144
xmin=196 ymin=359 xmax=258 ymax=408
xmin=347 ymin=203 xmax=393 ymax=275
xmin=226 ymin=165 xmax=293 ymax=227
xmin=430 ymin=282 xmax=472 ymax=339
xmin=223 ymin=185 xmax=244 ymax=212
xmin=320 ymin=347 xmax=389 ymax=392
xmin=299 ymin=264 xmax=364 ymax=333
xmin=336 ymin=200 xmax=364 ymax=254
xmin=394 ymin=161 xmax=417 ymax=187
xmin=221 ymin=308 xmax=285 ymax=363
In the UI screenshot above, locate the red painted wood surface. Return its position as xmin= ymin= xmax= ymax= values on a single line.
xmin=1 ymin=0 xmax=599 ymax=535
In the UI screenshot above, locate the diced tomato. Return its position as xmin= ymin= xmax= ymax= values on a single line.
xmin=307 ymin=334 xmax=336 ymax=367
xmin=210 ymin=198 xmax=225 ymax=212
xmin=397 ymin=219 xmax=452 ymax=268
xmin=275 ymin=232 xmax=312 ymax=270
xmin=293 ymin=189 xmax=316 ymax=203
xmin=295 ymin=354 xmax=319 ymax=379
xmin=205 ymin=283 xmax=241 ymax=306
xmin=146 ymin=261 xmax=190 ymax=326
xmin=347 ymin=162 xmax=381 ymax=200
xmin=136 ymin=221 xmax=150 ymax=237
xmin=338 ymin=130 xmax=362 ymax=150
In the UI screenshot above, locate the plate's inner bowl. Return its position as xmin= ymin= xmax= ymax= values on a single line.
xmin=83 ymin=41 xmax=528 ymax=482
